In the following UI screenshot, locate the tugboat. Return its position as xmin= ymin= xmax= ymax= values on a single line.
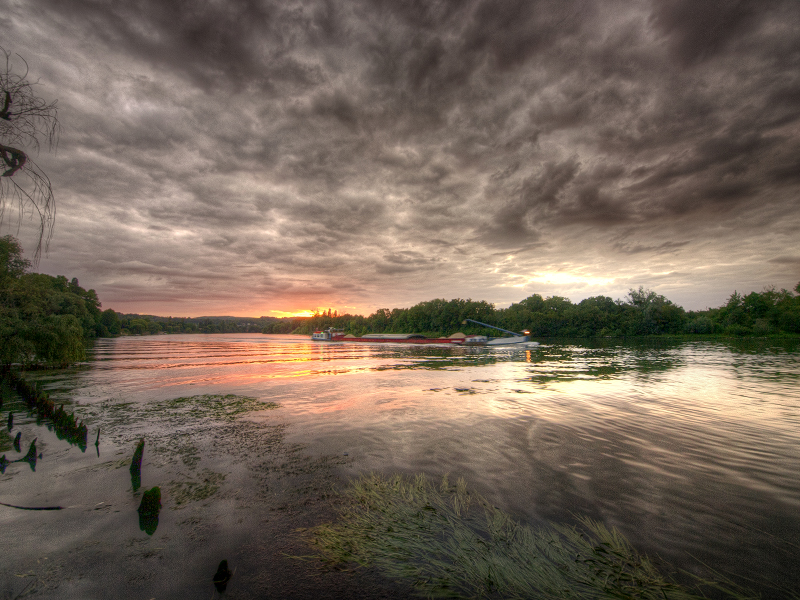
xmin=459 ymin=319 xmax=533 ymax=346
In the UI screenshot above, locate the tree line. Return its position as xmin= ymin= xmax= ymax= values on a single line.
xmin=1 ymin=235 xmax=278 ymax=366
xmin=264 ymin=285 xmax=800 ymax=339
xmin=111 ymin=314 xmax=272 ymax=335
xmin=4 ymin=232 xmax=799 ymax=367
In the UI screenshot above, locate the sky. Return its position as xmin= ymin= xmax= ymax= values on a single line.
xmin=1 ymin=0 xmax=799 ymax=317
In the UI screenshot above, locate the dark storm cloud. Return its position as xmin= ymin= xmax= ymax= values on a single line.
xmin=770 ymin=256 xmax=800 ymax=266
xmin=2 ymin=0 xmax=799 ymax=314
xmin=650 ymin=0 xmax=772 ymax=66
xmin=461 ymin=0 xmax=591 ymax=71
xmin=32 ymin=0 xmax=279 ymax=90
xmin=375 ymin=250 xmax=442 ymax=275
xmin=612 ymin=240 xmax=691 ymax=255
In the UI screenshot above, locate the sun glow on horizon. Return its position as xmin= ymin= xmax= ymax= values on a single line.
xmin=268 ymin=309 xmax=317 ymax=318
xmin=265 ymin=305 xmax=370 ymax=319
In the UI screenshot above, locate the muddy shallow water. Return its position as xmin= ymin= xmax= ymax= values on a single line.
xmin=2 ymin=334 xmax=799 ymax=598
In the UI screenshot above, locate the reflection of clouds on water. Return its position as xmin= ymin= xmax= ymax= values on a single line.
xmin=14 ymin=334 xmax=800 ymax=598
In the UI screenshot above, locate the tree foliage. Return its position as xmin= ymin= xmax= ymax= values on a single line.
xmin=270 ymin=285 xmax=800 ymax=339
xmin=0 ymin=48 xmax=59 ymax=264
xmin=1 ymin=235 xmax=100 ymax=367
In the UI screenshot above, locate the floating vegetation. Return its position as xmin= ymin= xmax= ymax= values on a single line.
xmin=1 ymin=370 xmax=88 ymax=448
xmin=310 ymin=474 xmax=756 ymax=600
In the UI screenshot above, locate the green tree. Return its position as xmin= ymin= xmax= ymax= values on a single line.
xmin=623 ymin=287 xmax=686 ymax=335
xmin=1 ymin=235 xmax=103 ymax=366
xmin=27 ymin=313 xmax=85 ymax=365
xmin=127 ymin=318 xmax=150 ymax=335
xmin=0 ymin=234 xmax=30 ymax=285
xmin=99 ymin=308 xmax=121 ymax=336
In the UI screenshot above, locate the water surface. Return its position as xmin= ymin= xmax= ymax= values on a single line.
xmin=3 ymin=334 xmax=799 ymax=598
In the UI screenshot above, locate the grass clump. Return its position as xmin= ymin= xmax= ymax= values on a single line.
xmin=310 ymin=473 xmax=754 ymax=600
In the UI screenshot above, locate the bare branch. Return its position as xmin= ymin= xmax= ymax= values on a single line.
xmin=0 ymin=47 xmax=59 ymax=265
xmin=0 ymin=157 xmax=55 ymax=264
xmin=0 ymin=143 xmax=27 ymax=176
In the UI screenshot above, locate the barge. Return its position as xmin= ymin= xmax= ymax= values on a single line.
xmin=311 ymin=329 xmax=471 ymax=344
xmin=311 ymin=319 xmax=534 ymax=346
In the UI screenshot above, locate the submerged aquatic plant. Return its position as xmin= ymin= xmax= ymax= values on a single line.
xmin=310 ymin=474 xmax=755 ymax=600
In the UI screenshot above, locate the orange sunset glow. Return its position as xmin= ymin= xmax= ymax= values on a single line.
xmin=268 ymin=309 xmax=318 ymax=318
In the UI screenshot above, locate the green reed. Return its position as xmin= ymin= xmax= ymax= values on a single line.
xmin=309 ymin=473 xmax=756 ymax=600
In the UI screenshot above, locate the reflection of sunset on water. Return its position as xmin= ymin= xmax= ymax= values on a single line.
xmin=89 ymin=336 xmax=800 ymax=441
xmin=34 ymin=332 xmax=800 ymax=594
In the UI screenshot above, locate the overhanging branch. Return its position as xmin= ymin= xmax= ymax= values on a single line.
xmin=0 ymin=142 xmax=26 ymax=176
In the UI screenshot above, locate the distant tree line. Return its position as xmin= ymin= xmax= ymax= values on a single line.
xmin=112 ymin=314 xmax=271 ymax=335
xmin=267 ymin=284 xmax=800 ymax=339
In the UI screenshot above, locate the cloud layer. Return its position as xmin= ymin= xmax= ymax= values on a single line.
xmin=2 ymin=0 xmax=799 ymax=315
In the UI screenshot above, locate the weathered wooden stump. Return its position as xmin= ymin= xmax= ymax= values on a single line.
xmin=137 ymin=486 xmax=161 ymax=535
xmin=130 ymin=438 xmax=145 ymax=491
xmin=213 ymin=559 xmax=232 ymax=593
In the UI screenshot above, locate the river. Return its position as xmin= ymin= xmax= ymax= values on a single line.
xmin=1 ymin=334 xmax=799 ymax=599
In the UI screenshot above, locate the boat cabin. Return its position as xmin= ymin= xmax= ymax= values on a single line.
xmin=311 ymin=328 xmax=344 ymax=341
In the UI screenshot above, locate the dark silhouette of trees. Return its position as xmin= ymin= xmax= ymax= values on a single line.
xmin=0 ymin=48 xmax=59 ymax=265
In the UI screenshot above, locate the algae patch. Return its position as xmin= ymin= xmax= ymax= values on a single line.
xmin=169 ymin=469 xmax=226 ymax=507
xmin=85 ymin=394 xmax=279 ymax=432
xmin=159 ymin=394 xmax=278 ymax=420
xmin=0 ymin=430 xmax=12 ymax=453
xmin=75 ymin=394 xmax=282 ymax=510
